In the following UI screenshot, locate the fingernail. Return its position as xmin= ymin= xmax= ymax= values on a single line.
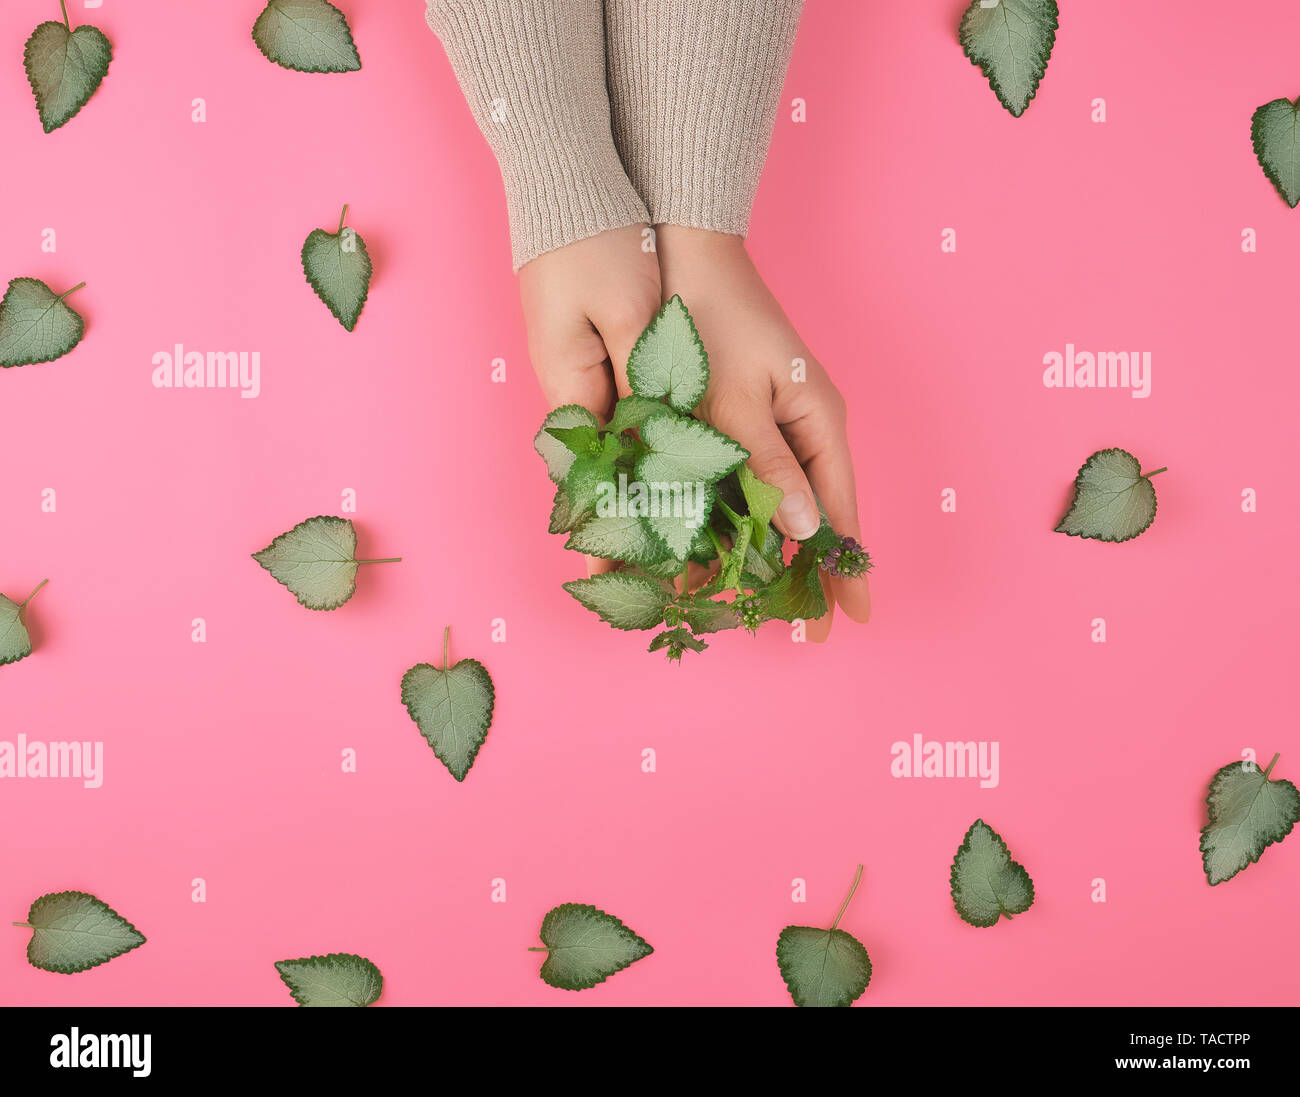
xmin=778 ymin=493 xmax=818 ymax=540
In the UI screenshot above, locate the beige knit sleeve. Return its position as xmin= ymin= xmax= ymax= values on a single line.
xmin=425 ymin=0 xmax=650 ymax=270
xmin=604 ymin=0 xmax=804 ymax=235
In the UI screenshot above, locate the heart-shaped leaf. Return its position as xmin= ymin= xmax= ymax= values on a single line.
xmin=20 ymin=891 xmax=145 ymax=973
xmin=0 ymin=580 xmax=48 ymax=668
xmin=302 ymin=206 xmax=371 ymax=331
xmin=252 ymin=0 xmax=361 ymax=73
xmin=959 ymin=0 xmax=1059 ymax=118
xmin=1055 ymin=447 xmax=1164 ymax=543
xmin=1251 ymin=97 xmax=1300 ymax=208
xmin=24 ymin=18 xmax=112 ymax=133
xmin=400 ymin=628 xmax=495 ymax=781
xmin=252 ymin=515 xmax=400 ymax=610
xmin=533 ymin=904 xmax=653 ymax=991
xmin=1200 ymin=754 xmax=1299 ymax=885
xmin=776 ymin=865 xmax=872 ymax=1007
xmin=274 ymin=952 xmax=382 ymax=1006
xmin=0 ymin=278 xmax=86 ymax=368
xmin=627 ymin=295 xmax=710 ymax=413
xmin=950 ymin=819 xmax=1035 ymax=927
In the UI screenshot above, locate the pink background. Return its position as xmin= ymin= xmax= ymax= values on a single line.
xmin=2 ymin=0 xmax=1297 ymax=1006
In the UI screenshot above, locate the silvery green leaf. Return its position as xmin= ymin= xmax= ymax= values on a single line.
xmin=0 ymin=278 xmax=86 ymax=368
xmin=535 ymin=405 xmax=599 ymax=484
xmin=535 ymin=904 xmax=653 ymax=990
xmin=562 ymin=573 xmax=672 ymax=631
xmin=24 ymin=20 xmax=112 ymax=132
xmin=626 ymin=296 xmax=709 ymax=413
xmin=400 ymin=641 xmax=495 ymax=782
xmin=1055 ymin=448 xmax=1163 ymax=543
xmin=22 ymin=891 xmax=145 ymax=973
xmin=252 ymin=0 xmax=361 ymax=73
xmin=776 ymin=926 xmax=871 ymax=1007
xmin=950 ymin=819 xmax=1035 ymax=927
xmin=1200 ymin=755 xmax=1299 ymax=885
xmin=1251 ymin=97 xmax=1300 ymax=208
xmin=302 ymin=207 xmax=371 ymax=331
xmin=274 ymin=953 xmax=382 ymax=1006
xmin=959 ymin=0 xmax=1058 ymax=117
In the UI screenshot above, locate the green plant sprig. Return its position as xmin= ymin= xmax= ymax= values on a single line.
xmin=536 ymin=296 xmax=872 ymax=661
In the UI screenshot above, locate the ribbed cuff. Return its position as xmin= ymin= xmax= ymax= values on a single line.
xmin=605 ymin=0 xmax=804 ymax=235
xmin=426 ymin=0 xmax=650 ymax=269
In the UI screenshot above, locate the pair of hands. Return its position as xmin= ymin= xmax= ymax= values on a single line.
xmin=519 ymin=224 xmax=870 ymax=641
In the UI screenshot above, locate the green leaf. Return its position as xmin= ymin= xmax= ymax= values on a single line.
xmin=1055 ymin=448 xmax=1164 ymax=543
xmin=609 ymin=394 xmax=672 ymax=435
xmin=737 ymin=464 xmax=784 ymax=545
xmin=545 ymin=424 xmax=601 ymax=457
xmin=636 ymin=415 xmax=748 ymax=487
xmin=743 ymin=524 xmax=786 ymax=586
xmin=274 ymin=953 xmax=382 ymax=1006
xmin=0 ymin=580 xmax=48 ymax=668
xmin=565 ymin=513 xmax=667 ymax=566
xmin=959 ymin=0 xmax=1058 ymax=118
xmin=535 ymin=405 xmax=599 ymax=484
xmin=302 ymin=206 xmax=371 ymax=331
xmin=400 ymin=629 xmax=495 ymax=782
xmin=776 ymin=865 xmax=871 ymax=1007
xmin=626 ymin=295 xmax=709 ymax=413
xmin=0 ymin=278 xmax=86 ymax=368
xmin=23 ymin=20 xmax=112 ymax=133
xmin=1251 ymin=97 xmax=1300 ymax=208
xmin=950 ymin=819 xmax=1035 ymax=927
xmin=252 ymin=0 xmax=361 ymax=73
xmin=535 ymin=904 xmax=653 ymax=990
xmin=563 ymin=434 xmax=621 ymax=516
xmin=22 ymin=891 xmax=145 ymax=973
xmin=719 ymin=518 xmax=752 ymax=591
xmin=762 ymin=540 xmax=827 ymax=623
xmin=562 ymin=573 xmax=672 ymax=631
xmin=1200 ymin=754 xmax=1299 ymax=885
xmin=642 ymin=483 xmax=715 ymax=559
xmin=252 ymin=515 xmax=400 ymax=611
xmin=648 ymin=626 xmax=708 ymax=661
xmin=681 ymin=594 xmax=742 ymax=636
xmin=547 ymin=487 xmax=587 ymax=535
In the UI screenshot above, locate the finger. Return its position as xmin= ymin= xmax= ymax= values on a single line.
xmin=585 ymin=555 xmax=618 ymax=577
xmin=785 ymin=395 xmax=871 ymax=625
xmin=536 ymin=355 xmax=617 ymax=423
xmin=709 ymin=393 xmax=821 ymax=541
xmin=591 ymin=299 xmax=658 ymax=399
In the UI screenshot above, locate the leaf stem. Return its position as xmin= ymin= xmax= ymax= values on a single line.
xmin=19 ymin=579 xmax=49 ymax=609
xmin=338 ymin=205 xmax=349 ymax=234
xmin=829 ymin=863 xmax=864 ymax=931
xmin=527 ymin=947 xmax=549 ymax=952
xmin=355 ymin=557 xmax=402 ymax=565
xmin=12 ymin=922 xmax=31 ymax=928
xmin=1142 ymin=467 xmax=1168 ymax=479
xmin=59 ymin=0 xmax=70 ymax=30
xmin=442 ymin=625 xmax=450 ymax=670
xmin=56 ymin=282 xmax=86 ymax=304
xmin=1263 ymin=752 xmax=1280 ymax=779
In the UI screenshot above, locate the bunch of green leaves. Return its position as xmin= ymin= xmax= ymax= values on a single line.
xmin=538 ymin=296 xmax=868 ymax=661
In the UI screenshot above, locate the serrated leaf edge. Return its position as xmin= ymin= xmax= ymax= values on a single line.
xmin=1250 ymin=96 xmax=1300 ymax=209
xmin=273 ymin=952 xmax=383 ymax=1006
xmin=775 ymin=925 xmax=872 ymax=1007
xmin=1199 ymin=760 xmax=1299 ymax=886
xmin=251 ymin=514 xmax=358 ymax=611
xmin=626 ymin=294 xmax=711 ymax=414
xmin=399 ymin=657 xmax=496 ymax=782
xmin=1054 ymin=446 xmax=1158 ymax=544
xmin=537 ymin=903 xmax=654 ymax=991
xmin=949 ymin=818 xmax=1036 ymax=928
xmin=23 ymin=21 xmax=113 ymax=134
xmin=959 ymin=0 xmax=1059 ymax=119
xmin=251 ymin=0 xmax=362 ymax=74
xmin=561 ymin=573 xmax=672 ymax=632
xmin=301 ymin=226 xmax=372 ymax=331
xmin=0 ymin=277 xmax=86 ymax=368
xmin=25 ymin=890 xmax=146 ymax=974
